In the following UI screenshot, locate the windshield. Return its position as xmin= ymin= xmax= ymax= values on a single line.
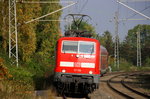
xmin=62 ymin=41 xmax=95 ymax=54
xmin=79 ymin=42 xmax=94 ymax=54
xmin=62 ymin=41 xmax=78 ymax=53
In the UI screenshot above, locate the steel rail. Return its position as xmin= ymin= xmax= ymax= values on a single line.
xmin=121 ymin=74 xmax=150 ymax=98
xmin=107 ymin=73 xmax=150 ymax=99
xmin=107 ymin=74 xmax=134 ymax=99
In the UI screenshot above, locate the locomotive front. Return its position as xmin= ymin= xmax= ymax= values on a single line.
xmin=54 ymin=37 xmax=100 ymax=93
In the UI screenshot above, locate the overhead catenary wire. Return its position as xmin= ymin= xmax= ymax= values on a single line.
xmin=119 ymin=0 xmax=150 ymax=2
xmin=79 ymin=0 xmax=88 ymax=14
xmin=127 ymin=5 xmax=150 ymax=19
xmin=25 ymin=2 xmax=77 ymax=24
xmin=9 ymin=0 xmax=77 ymax=66
xmin=117 ymin=0 xmax=150 ymax=67
xmin=117 ymin=0 xmax=150 ymax=20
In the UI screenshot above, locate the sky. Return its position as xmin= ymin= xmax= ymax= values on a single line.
xmin=60 ymin=0 xmax=150 ymax=41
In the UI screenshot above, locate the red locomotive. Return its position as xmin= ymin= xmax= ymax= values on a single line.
xmin=53 ymin=14 xmax=108 ymax=94
xmin=54 ymin=37 xmax=108 ymax=94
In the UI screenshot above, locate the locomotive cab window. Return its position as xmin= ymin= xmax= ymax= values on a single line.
xmin=62 ymin=41 xmax=78 ymax=53
xmin=62 ymin=41 xmax=95 ymax=54
xmin=79 ymin=42 xmax=95 ymax=54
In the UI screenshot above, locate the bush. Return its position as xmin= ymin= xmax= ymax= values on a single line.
xmin=144 ymin=57 xmax=150 ymax=67
xmin=0 ymin=51 xmax=52 ymax=92
xmin=109 ymin=57 xmax=134 ymax=72
xmin=9 ymin=67 xmax=33 ymax=84
xmin=119 ymin=58 xmax=133 ymax=71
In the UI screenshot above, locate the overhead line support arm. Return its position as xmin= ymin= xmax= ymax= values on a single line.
xmin=16 ymin=0 xmax=74 ymax=4
xmin=25 ymin=2 xmax=77 ymax=24
xmin=117 ymin=0 xmax=150 ymax=20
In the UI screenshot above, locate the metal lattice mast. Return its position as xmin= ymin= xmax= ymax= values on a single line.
xmin=8 ymin=0 xmax=76 ymax=66
xmin=114 ymin=12 xmax=120 ymax=69
xmin=117 ymin=0 xmax=150 ymax=67
xmin=137 ymin=26 xmax=141 ymax=67
xmin=9 ymin=0 xmax=18 ymax=67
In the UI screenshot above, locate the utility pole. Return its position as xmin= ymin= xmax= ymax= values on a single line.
xmin=137 ymin=26 xmax=141 ymax=67
xmin=9 ymin=0 xmax=18 ymax=67
xmin=114 ymin=12 xmax=119 ymax=69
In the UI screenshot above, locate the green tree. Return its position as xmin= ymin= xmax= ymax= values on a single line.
xmin=0 ymin=1 xmax=2 ymax=48
xmin=36 ymin=0 xmax=62 ymax=66
xmin=17 ymin=0 xmax=41 ymax=62
xmin=98 ymin=31 xmax=114 ymax=56
xmin=0 ymin=0 xmax=9 ymax=52
xmin=120 ymin=24 xmax=150 ymax=65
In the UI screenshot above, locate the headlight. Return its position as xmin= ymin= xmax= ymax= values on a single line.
xmin=89 ymin=71 xmax=93 ymax=74
xmin=62 ymin=69 xmax=66 ymax=73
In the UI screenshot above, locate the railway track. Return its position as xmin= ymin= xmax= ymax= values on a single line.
xmin=107 ymin=73 xmax=150 ymax=99
xmin=57 ymin=71 xmax=150 ymax=99
xmin=122 ymin=74 xmax=150 ymax=98
xmin=56 ymin=93 xmax=91 ymax=99
xmin=3 ymin=71 xmax=149 ymax=99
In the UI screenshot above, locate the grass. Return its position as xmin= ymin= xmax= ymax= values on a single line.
xmin=109 ymin=57 xmax=150 ymax=72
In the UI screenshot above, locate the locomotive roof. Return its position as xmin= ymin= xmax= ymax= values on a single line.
xmin=58 ymin=37 xmax=99 ymax=42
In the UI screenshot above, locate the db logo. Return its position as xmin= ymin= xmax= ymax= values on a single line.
xmin=74 ymin=62 xmax=81 ymax=67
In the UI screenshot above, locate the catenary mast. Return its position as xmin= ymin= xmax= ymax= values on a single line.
xmin=8 ymin=0 xmax=76 ymax=66
xmin=9 ymin=0 xmax=18 ymax=67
